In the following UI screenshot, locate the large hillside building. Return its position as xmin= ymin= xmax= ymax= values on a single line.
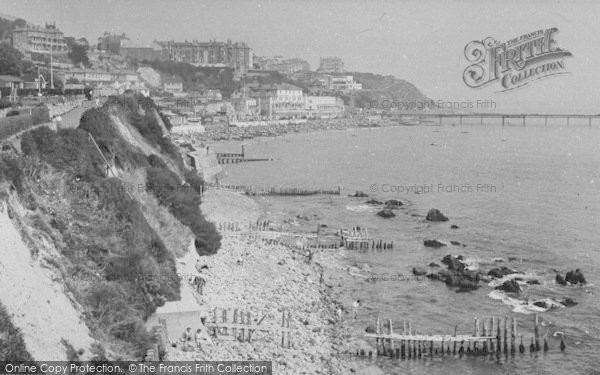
xmin=317 ymin=57 xmax=344 ymax=73
xmin=11 ymin=23 xmax=68 ymax=55
xmin=157 ymin=39 xmax=251 ymax=76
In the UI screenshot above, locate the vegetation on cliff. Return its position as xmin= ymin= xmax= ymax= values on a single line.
xmin=343 ymin=72 xmax=432 ymax=110
xmin=0 ymin=302 xmax=34 ymax=361
xmin=0 ymin=93 xmax=219 ymax=359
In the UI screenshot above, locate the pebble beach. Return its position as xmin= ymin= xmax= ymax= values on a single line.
xmin=161 ymin=189 xmax=381 ymax=375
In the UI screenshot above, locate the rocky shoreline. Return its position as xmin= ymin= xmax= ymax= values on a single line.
xmin=163 ymin=189 xmax=379 ymax=374
xmin=174 ymin=117 xmax=397 ymax=145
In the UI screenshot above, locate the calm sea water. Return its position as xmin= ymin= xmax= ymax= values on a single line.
xmin=216 ymin=120 xmax=600 ymax=375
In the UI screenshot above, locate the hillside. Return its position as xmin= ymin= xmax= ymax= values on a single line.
xmin=0 ymin=94 xmax=220 ymax=360
xmin=349 ymin=72 xmax=432 ymax=110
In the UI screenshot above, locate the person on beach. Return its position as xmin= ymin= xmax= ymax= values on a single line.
xmin=194 ymin=274 xmax=206 ymax=295
xmin=352 ymin=300 xmax=361 ymax=319
xmin=182 ymin=327 xmax=193 ymax=343
xmin=195 ymin=318 xmax=213 ymax=347
xmin=336 ymin=307 xmax=343 ymax=322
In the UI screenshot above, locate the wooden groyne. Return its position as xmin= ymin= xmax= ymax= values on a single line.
xmin=208 ymin=308 xmax=291 ymax=347
xmin=207 ymin=183 xmax=341 ymax=196
xmin=217 ymin=156 xmax=273 ymax=164
xmin=215 ymin=145 xmax=273 ymax=164
xmin=245 ymin=186 xmax=341 ymax=196
xmin=339 ymin=226 xmax=394 ymax=250
xmin=359 ymin=314 xmax=565 ymax=360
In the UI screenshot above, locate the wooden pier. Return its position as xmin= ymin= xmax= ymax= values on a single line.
xmin=392 ymin=113 xmax=600 ymax=127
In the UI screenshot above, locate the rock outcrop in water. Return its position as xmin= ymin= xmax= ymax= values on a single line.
xmin=349 ymin=191 xmax=369 ymax=198
xmin=424 ymin=239 xmax=446 ymax=248
xmin=384 ymin=199 xmax=403 ymax=209
xmin=412 ymin=266 xmax=428 ymax=276
xmin=565 ymin=269 xmax=587 ymax=285
xmin=365 ymin=199 xmax=383 ymax=205
xmin=426 ymin=208 xmax=448 ymax=222
xmin=496 ymin=279 xmax=521 ymax=293
xmin=376 ymin=209 xmax=395 ymax=218
xmin=556 ymin=269 xmax=586 ymax=285
xmin=425 ymin=254 xmax=480 ymax=291
xmin=488 ymin=266 xmax=517 ymax=279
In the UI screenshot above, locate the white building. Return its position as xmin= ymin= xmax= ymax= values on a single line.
xmin=253 ymin=83 xmax=305 ymax=119
xmin=331 ymin=75 xmax=362 ymax=91
xmin=163 ymin=76 xmax=183 ymax=94
xmin=305 ymin=96 xmax=345 ymax=118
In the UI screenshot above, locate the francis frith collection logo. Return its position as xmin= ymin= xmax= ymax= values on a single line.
xmin=463 ymin=28 xmax=572 ymax=92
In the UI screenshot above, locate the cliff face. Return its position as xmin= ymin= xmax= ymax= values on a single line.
xmin=0 ymin=94 xmax=217 ymax=361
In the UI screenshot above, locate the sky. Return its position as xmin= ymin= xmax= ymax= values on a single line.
xmin=2 ymin=0 xmax=599 ymax=114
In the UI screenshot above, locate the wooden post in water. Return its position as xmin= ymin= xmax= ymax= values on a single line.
xmin=376 ymin=317 xmax=381 ymax=355
xmin=402 ymin=321 xmax=407 ymax=358
xmin=511 ymin=317 xmax=517 ymax=354
xmin=489 ymin=317 xmax=495 ymax=353
xmin=453 ymin=325 xmax=457 ymax=354
xmin=504 ymin=317 xmax=508 ymax=354
xmin=474 ymin=317 xmax=479 ymax=352
xmin=482 ymin=319 xmax=488 ymax=353
xmin=534 ymin=314 xmax=540 ymax=351
xmin=389 ymin=319 xmax=394 ymax=355
xmin=496 ymin=317 xmax=501 ymax=354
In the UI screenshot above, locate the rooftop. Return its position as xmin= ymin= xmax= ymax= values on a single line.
xmin=0 ymin=75 xmax=24 ymax=82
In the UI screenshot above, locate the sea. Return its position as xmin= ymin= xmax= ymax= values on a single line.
xmin=214 ymin=118 xmax=600 ymax=375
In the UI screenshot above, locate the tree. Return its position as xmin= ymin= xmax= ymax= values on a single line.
xmin=68 ymin=43 xmax=90 ymax=67
xmin=0 ymin=42 xmax=24 ymax=76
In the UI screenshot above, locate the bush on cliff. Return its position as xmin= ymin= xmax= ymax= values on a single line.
xmin=0 ymin=155 xmax=24 ymax=195
xmin=146 ymin=167 xmax=220 ymax=256
xmin=22 ymin=127 xmax=106 ymax=181
xmin=78 ymin=108 xmax=148 ymax=171
xmin=0 ymin=302 xmax=34 ymax=361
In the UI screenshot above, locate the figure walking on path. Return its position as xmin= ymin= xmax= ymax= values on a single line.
xmin=352 ymin=300 xmax=361 ymax=320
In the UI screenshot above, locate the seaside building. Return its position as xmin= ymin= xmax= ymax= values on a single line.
xmin=231 ymin=88 xmax=260 ymax=120
xmin=330 ymin=75 xmax=362 ymax=92
xmin=157 ymin=39 xmax=252 ymax=76
xmin=162 ymin=76 xmax=184 ymax=95
xmin=317 ymin=57 xmax=344 ymax=73
xmin=61 ymin=69 xmax=140 ymax=95
xmin=252 ymin=83 xmax=305 ymax=119
xmin=305 ymin=95 xmax=345 ymax=119
xmin=120 ymin=40 xmax=164 ymax=61
xmin=263 ymin=57 xmax=310 ymax=76
xmin=11 ymin=23 xmax=68 ymax=55
xmin=97 ymin=33 xmax=127 ymax=54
